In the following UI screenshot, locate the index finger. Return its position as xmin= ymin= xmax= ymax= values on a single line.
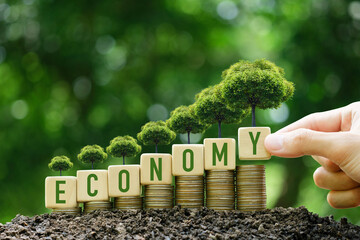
xmin=277 ymin=106 xmax=348 ymax=134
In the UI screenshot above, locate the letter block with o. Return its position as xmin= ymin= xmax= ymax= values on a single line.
xmin=45 ymin=176 xmax=77 ymax=209
xmin=77 ymin=170 xmax=109 ymax=202
xmin=204 ymin=138 xmax=236 ymax=170
xmin=172 ymin=144 xmax=204 ymax=176
xmin=238 ymin=127 xmax=271 ymax=160
xmin=140 ymin=153 xmax=172 ymax=185
xmin=108 ymin=165 xmax=141 ymax=197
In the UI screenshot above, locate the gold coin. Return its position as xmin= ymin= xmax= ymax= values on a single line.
xmin=144 ymin=184 xmax=174 ymax=209
xmin=52 ymin=207 xmax=81 ymax=215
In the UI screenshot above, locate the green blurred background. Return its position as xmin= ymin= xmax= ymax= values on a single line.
xmin=1 ymin=0 xmax=360 ymax=224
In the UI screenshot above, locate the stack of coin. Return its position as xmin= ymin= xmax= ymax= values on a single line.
xmin=52 ymin=207 xmax=81 ymax=215
xmin=236 ymin=165 xmax=266 ymax=211
xmin=175 ymin=175 xmax=204 ymax=209
xmin=83 ymin=200 xmax=113 ymax=214
xmin=114 ymin=196 xmax=143 ymax=210
xmin=144 ymin=185 xmax=173 ymax=209
xmin=206 ymin=170 xmax=235 ymax=210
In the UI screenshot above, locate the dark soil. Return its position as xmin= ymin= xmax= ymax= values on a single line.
xmin=0 ymin=206 xmax=359 ymax=239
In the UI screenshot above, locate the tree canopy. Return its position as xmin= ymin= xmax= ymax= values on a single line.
xmin=106 ymin=136 xmax=142 ymax=165
xmin=220 ymin=59 xmax=294 ymax=126
xmin=193 ymin=84 xmax=250 ymax=137
xmin=48 ymin=156 xmax=73 ymax=176
xmin=77 ymin=145 xmax=108 ymax=169
xmin=166 ymin=105 xmax=209 ymax=143
xmin=137 ymin=121 xmax=176 ymax=153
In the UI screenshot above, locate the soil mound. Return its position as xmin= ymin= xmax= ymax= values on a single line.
xmin=0 ymin=206 xmax=359 ymax=239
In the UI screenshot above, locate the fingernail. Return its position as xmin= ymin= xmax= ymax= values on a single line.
xmin=265 ymin=134 xmax=284 ymax=151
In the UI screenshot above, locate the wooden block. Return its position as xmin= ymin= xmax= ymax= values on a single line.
xmin=77 ymin=170 xmax=109 ymax=202
xmin=172 ymin=144 xmax=204 ymax=176
xmin=140 ymin=153 xmax=172 ymax=185
xmin=204 ymin=138 xmax=236 ymax=170
xmin=108 ymin=165 xmax=141 ymax=197
xmin=45 ymin=176 xmax=77 ymax=209
xmin=238 ymin=127 xmax=271 ymax=160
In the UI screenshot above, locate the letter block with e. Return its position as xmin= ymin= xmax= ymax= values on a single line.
xmin=77 ymin=170 xmax=109 ymax=202
xmin=45 ymin=176 xmax=77 ymax=209
xmin=108 ymin=165 xmax=141 ymax=197
xmin=204 ymin=138 xmax=236 ymax=170
xmin=238 ymin=127 xmax=271 ymax=160
xmin=140 ymin=153 xmax=172 ymax=185
xmin=172 ymin=144 xmax=204 ymax=176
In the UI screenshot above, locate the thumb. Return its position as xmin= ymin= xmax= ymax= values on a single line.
xmin=264 ymin=128 xmax=341 ymax=159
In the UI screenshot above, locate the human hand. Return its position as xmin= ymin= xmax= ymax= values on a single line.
xmin=264 ymin=102 xmax=360 ymax=209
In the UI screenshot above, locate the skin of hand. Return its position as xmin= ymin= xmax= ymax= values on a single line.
xmin=264 ymin=102 xmax=360 ymax=209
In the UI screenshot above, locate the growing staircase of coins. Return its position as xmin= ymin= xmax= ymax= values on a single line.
xmin=45 ymin=127 xmax=270 ymax=214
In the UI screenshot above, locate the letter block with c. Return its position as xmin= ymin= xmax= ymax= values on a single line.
xmin=77 ymin=170 xmax=108 ymax=202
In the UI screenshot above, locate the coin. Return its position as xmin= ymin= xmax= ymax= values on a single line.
xmin=52 ymin=207 xmax=81 ymax=215
xmin=145 ymin=184 xmax=174 ymax=209
xmin=206 ymin=170 xmax=235 ymax=210
xmin=236 ymin=165 xmax=266 ymax=211
xmin=114 ymin=196 xmax=143 ymax=210
xmin=175 ymin=175 xmax=204 ymax=209
xmin=83 ymin=200 xmax=113 ymax=214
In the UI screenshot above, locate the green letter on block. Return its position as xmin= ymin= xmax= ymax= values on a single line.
xmin=56 ymin=180 xmax=66 ymax=204
xmin=87 ymin=174 xmax=98 ymax=197
xmin=119 ymin=170 xmax=130 ymax=193
xmin=150 ymin=158 xmax=162 ymax=181
xmin=183 ymin=149 xmax=194 ymax=172
xmin=212 ymin=143 xmax=228 ymax=166
xmin=249 ymin=132 xmax=261 ymax=155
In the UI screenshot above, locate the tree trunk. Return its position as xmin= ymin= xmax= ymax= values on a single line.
xmin=60 ymin=169 xmax=62 ymax=176
xmin=91 ymin=161 xmax=94 ymax=170
xmin=252 ymin=105 xmax=256 ymax=127
xmin=123 ymin=155 xmax=125 ymax=165
xmin=187 ymin=131 xmax=190 ymax=144
xmin=155 ymin=143 xmax=158 ymax=153
xmin=218 ymin=121 xmax=222 ymax=138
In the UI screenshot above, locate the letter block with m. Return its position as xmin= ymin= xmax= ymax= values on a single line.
xmin=204 ymin=138 xmax=236 ymax=170
xmin=140 ymin=153 xmax=172 ymax=185
xmin=108 ymin=165 xmax=141 ymax=197
xmin=77 ymin=170 xmax=109 ymax=202
xmin=45 ymin=176 xmax=77 ymax=209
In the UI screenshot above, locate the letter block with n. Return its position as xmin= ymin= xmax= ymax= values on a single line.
xmin=204 ymin=138 xmax=236 ymax=170
xmin=108 ymin=165 xmax=141 ymax=197
xmin=140 ymin=153 xmax=172 ymax=185
xmin=77 ymin=170 xmax=109 ymax=202
xmin=172 ymin=144 xmax=204 ymax=176
xmin=45 ymin=176 xmax=77 ymax=209
xmin=238 ymin=127 xmax=271 ymax=160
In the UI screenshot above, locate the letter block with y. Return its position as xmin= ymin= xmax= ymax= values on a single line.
xmin=204 ymin=138 xmax=236 ymax=170
xmin=140 ymin=153 xmax=172 ymax=185
xmin=172 ymin=144 xmax=204 ymax=176
xmin=238 ymin=127 xmax=271 ymax=160
xmin=77 ymin=170 xmax=108 ymax=202
xmin=45 ymin=176 xmax=77 ymax=209
xmin=108 ymin=165 xmax=141 ymax=197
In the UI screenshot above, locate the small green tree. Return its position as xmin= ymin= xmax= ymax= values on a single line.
xmin=48 ymin=155 xmax=73 ymax=176
xmin=166 ymin=105 xmax=209 ymax=144
xmin=193 ymin=85 xmax=250 ymax=138
xmin=77 ymin=145 xmax=108 ymax=169
xmin=137 ymin=121 xmax=176 ymax=153
xmin=221 ymin=59 xmax=295 ymax=126
xmin=106 ymin=136 xmax=142 ymax=165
